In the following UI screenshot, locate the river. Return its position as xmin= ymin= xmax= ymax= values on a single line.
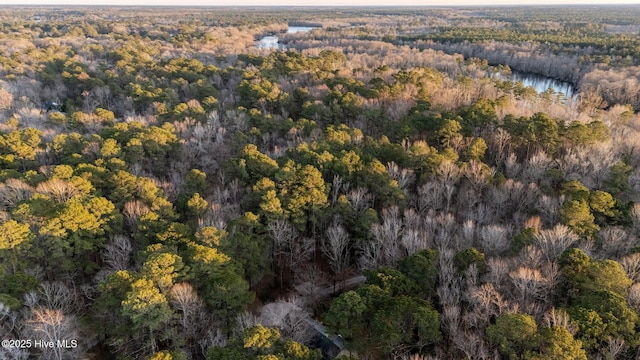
xmin=257 ymin=26 xmax=318 ymax=50
xmin=257 ymin=32 xmax=577 ymax=100
xmin=509 ymin=71 xmax=576 ymax=99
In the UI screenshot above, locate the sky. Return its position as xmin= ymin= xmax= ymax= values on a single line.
xmin=1 ymin=0 xmax=639 ymax=6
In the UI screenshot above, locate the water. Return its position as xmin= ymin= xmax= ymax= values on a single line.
xmin=257 ymin=35 xmax=281 ymax=50
xmin=257 ymin=26 xmax=318 ymax=50
xmin=510 ymin=71 xmax=576 ymax=99
xmin=287 ymin=26 xmax=316 ymax=34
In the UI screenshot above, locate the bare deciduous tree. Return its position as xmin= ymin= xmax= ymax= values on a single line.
xmin=123 ymin=200 xmax=150 ymax=228
xmin=401 ymin=228 xmax=428 ymax=256
xmin=404 ymin=208 xmax=421 ymax=231
xmin=600 ymin=226 xmax=633 ymax=258
xmin=322 ymin=220 xmax=350 ymax=275
xmin=607 ymin=337 xmax=627 ymax=359
xmin=535 ymin=195 xmax=564 ymax=227
xmin=358 ymin=238 xmax=382 ymax=271
xmin=269 ymin=219 xmax=314 ymax=286
xmin=330 ymin=174 xmax=349 ymax=205
xmin=576 ymin=239 xmax=597 ymax=257
xmin=369 ymin=206 xmax=403 ymax=266
xmin=0 ymin=303 xmax=21 ymax=346
xmin=269 ymin=219 xmax=296 ymax=260
xmin=485 ymin=257 xmax=512 ymax=287
xmin=441 ymin=304 xmax=461 ymax=337
xmin=463 ymin=199 xmax=495 ymax=226
xmin=631 ymin=203 xmax=640 ymax=235
xmin=534 ymin=224 xmax=578 ymax=262
xmin=387 ymin=161 xmax=415 ymax=194
xmin=487 ymin=185 xmax=510 ymax=220
xmin=293 ymin=263 xmax=329 ymax=305
xmin=544 ymin=308 xmax=577 ymax=335
xmin=170 ymin=282 xmax=211 ymax=358
xmin=0 ymin=179 xmax=34 ymax=211
xmin=417 ymin=181 xmax=445 ymax=214
xmin=460 ymin=220 xmax=476 ymax=250
xmin=233 ymin=311 xmax=259 ymax=337
xmin=627 ymin=282 xmax=640 ymax=311
xmin=524 ymin=216 xmax=543 ymax=232
xmin=35 ymin=179 xmax=79 ymax=204
xmin=103 ymin=235 xmax=132 ymax=272
xmin=452 ymin=332 xmax=491 ymax=360
xmin=39 ymin=282 xmax=78 ymax=315
xmin=438 ymin=160 xmax=461 ymax=213
xmin=488 ymin=128 xmax=512 ymax=169
xmin=509 ymin=267 xmax=548 ymax=307
xmin=433 ymin=213 xmax=457 ymax=251
xmin=259 ymin=297 xmax=313 ymax=344
xmin=438 ymin=249 xmax=461 ymax=307
xmin=26 ymin=308 xmax=82 ymax=360
xmin=479 ymin=224 xmax=511 ymax=255
xmin=170 ymin=282 xmax=205 ymax=330
xmin=522 ymin=150 xmax=552 ymax=185
xmin=0 ymin=86 xmax=14 ymax=111
xmin=463 ymin=160 xmax=493 ymax=193
xmin=519 ymin=245 xmax=544 ymax=270
xmin=466 ymin=283 xmax=508 ymax=329
xmin=198 ymin=328 xmax=227 ymax=358
xmin=504 ymin=153 xmax=521 ymax=179
xmin=347 ymin=187 xmax=373 ymax=215
xmin=540 ymin=260 xmax=560 ymax=291
xmin=620 ymin=254 xmax=640 ymax=282
xmin=560 ymin=143 xmax=616 ymax=189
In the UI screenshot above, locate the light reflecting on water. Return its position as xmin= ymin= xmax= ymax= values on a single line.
xmin=287 ymin=26 xmax=316 ymax=34
xmin=257 ymin=26 xmax=317 ymax=49
xmin=511 ymin=71 xmax=576 ymax=99
xmin=257 ymin=35 xmax=281 ymax=50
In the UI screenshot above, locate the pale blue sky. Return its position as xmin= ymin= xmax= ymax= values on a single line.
xmin=1 ymin=0 xmax=639 ymax=5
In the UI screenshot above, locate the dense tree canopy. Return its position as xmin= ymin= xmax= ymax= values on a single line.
xmin=0 ymin=5 xmax=640 ymax=360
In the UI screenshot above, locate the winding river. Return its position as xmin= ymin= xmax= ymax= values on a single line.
xmin=258 ymin=30 xmax=577 ymax=99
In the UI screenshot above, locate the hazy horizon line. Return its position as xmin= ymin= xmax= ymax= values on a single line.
xmin=2 ymin=3 xmax=640 ymax=6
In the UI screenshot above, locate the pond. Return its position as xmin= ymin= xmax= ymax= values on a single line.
xmin=257 ymin=26 xmax=318 ymax=50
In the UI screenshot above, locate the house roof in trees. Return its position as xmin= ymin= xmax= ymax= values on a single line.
xmin=304 ymin=317 xmax=345 ymax=360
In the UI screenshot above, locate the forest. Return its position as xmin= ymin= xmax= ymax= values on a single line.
xmin=0 ymin=4 xmax=639 ymax=360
